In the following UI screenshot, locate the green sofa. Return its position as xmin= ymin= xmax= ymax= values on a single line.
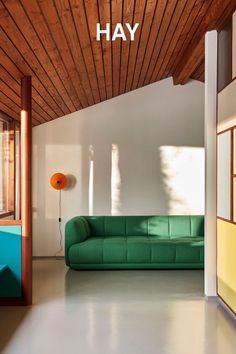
xmin=65 ymin=215 xmax=204 ymax=269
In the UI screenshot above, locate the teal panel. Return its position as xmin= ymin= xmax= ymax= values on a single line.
xmin=148 ymin=216 xmax=169 ymax=237
xmin=104 ymin=216 xmax=126 ymax=236
xmin=126 ymin=216 xmax=148 ymax=236
xmin=0 ymin=225 xmax=22 ymax=297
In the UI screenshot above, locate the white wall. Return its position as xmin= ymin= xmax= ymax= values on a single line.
xmin=204 ymin=31 xmax=217 ymax=297
xmin=218 ymin=79 xmax=236 ymax=131
xmin=32 ymin=78 xmax=204 ymax=256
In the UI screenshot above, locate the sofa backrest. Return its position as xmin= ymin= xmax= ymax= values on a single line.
xmin=83 ymin=215 xmax=204 ymax=238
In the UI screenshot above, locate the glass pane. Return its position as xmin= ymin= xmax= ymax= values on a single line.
xmin=217 ymin=131 xmax=231 ymax=219
xmin=0 ymin=116 xmax=20 ymax=220
xmin=0 ymin=120 xmax=3 ymax=211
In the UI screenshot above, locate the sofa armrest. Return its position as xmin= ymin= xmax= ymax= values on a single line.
xmin=65 ymin=216 xmax=90 ymax=266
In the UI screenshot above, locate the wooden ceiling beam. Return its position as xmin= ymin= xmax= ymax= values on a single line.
xmin=1 ymin=0 xmax=73 ymax=114
xmin=0 ymin=47 xmax=58 ymax=120
xmin=173 ymin=37 xmax=204 ymax=85
xmin=0 ymin=67 xmax=50 ymax=123
xmin=136 ymin=0 xmax=167 ymax=89
xmin=191 ymin=58 xmax=205 ymax=82
xmin=173 ymin=0 xmax=236 ymax=85
xmin=98 ymin=0 xmax=113 ymax=99
xmin=119 ymin=0 xmax=135 ymax=95
xmin=37 ymin=0 xmax=89 ymax=109
xmin=68 ymin=0 xmax=101 ymax=104
xmin=125 ymin=0 xmax=147 ymax=93
xmin=215 ymin=1 xmax=236 ymax=30
xmin=0 ymin=31 xmax=64 ymax=118
xmin=152 ymin=0 xmax=197 ymax=83
xmin=111 ymin=0 xmax=123 ymax=97
xmin=142 ymin=0 xmax=179 ymax=86
xmin=0 ymin=80 xmax=47 ymax=124
xmin=52 ymin=0 xmax=95 ymax=106
xmin=20 ymin=0 xmax=82 ymax=111
xmin=0 ymin=90 xmax=40 ymax=126
xmin=131 ymin=0 xmax=158 ymax=91
xmin=83 ymin=0 xmax=107 ymax=101
xmin=164 ymin=0 xmax=211 ymax=78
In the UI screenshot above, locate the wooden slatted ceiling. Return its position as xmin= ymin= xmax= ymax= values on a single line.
xmin=0 ymin=0 xmax=235 ymax=126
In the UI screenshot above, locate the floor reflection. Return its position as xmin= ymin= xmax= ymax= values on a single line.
xmin=0 ymin=260 xmax=235 ymax=354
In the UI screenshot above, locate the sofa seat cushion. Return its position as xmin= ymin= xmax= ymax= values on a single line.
xmin=68 ymin=236 xmax=204 ymax=265
xmin=127 ymin=236 xmax=151 ymax=263
xmin=151 ymin=238 xmax=204 ymax=263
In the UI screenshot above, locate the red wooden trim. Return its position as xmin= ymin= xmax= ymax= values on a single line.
xmin=9 ymin=121 xmax=15 ymax=213
xmin=0 ymin=220 xmax=21 ymax=226
xmin=0 ymin=211 xmax=14 ymax=218
xmin=231 ymin=129 xmax=234 ymax=221
xmin=21 ymin=76 xmax=32 ymax=306
xmin=217 ymin=216 xmax=236 ymax=225
xmin=217 ymin=126 xmax=236 ymax=135
xmin=2 ymin=120 xmax=8 ymax=212
xmin=0 ymin=298 xmax=27 ymax=306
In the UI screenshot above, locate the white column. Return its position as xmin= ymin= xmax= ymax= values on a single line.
xmin=204 ymin=31 xmax=217 ymax=297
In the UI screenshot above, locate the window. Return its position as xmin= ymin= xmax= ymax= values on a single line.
xmin=0 ymin=112 xmax=20 ymax=220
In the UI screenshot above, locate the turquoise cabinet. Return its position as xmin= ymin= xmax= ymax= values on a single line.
xmin=0 ymin=225 xmax=22 ymax=297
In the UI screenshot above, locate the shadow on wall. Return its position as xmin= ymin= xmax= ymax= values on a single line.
xmin=80 ymin=142 xmax=170 ymax=216
xmin=34 ymin=144 xmax=204 ymax=229
xmin=32 ymin=142 xmax=205 ymax=256
xmin=80 ymin=144 xmax=205 ymax=216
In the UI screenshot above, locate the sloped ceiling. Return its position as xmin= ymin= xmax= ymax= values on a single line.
xmin=0 ymin=0 xmax=235 ymax=126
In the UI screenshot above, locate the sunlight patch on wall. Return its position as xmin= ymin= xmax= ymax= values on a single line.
xmin=111 ymin=144 xmax=122 ymax=215
xmin=159 ymin=146 xmax=205 ymax=214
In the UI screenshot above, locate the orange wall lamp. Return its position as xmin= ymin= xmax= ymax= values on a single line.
xmin=50 ymin=173 xmax=68 ymax=257
xmin=50 ymin=172 xmax=68 ymax=190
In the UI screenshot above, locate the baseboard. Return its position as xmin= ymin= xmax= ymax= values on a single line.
xmin=218 ymin=296 xmax=236 ymax=320
xmin=33 ymin=256 xmax=65 ymax=260
xmin=205 ymin=295 xmax=218 ymax=301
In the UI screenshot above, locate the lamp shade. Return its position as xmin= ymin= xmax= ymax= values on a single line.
xmin=50 ymin=173 xmax=67 ymax=190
